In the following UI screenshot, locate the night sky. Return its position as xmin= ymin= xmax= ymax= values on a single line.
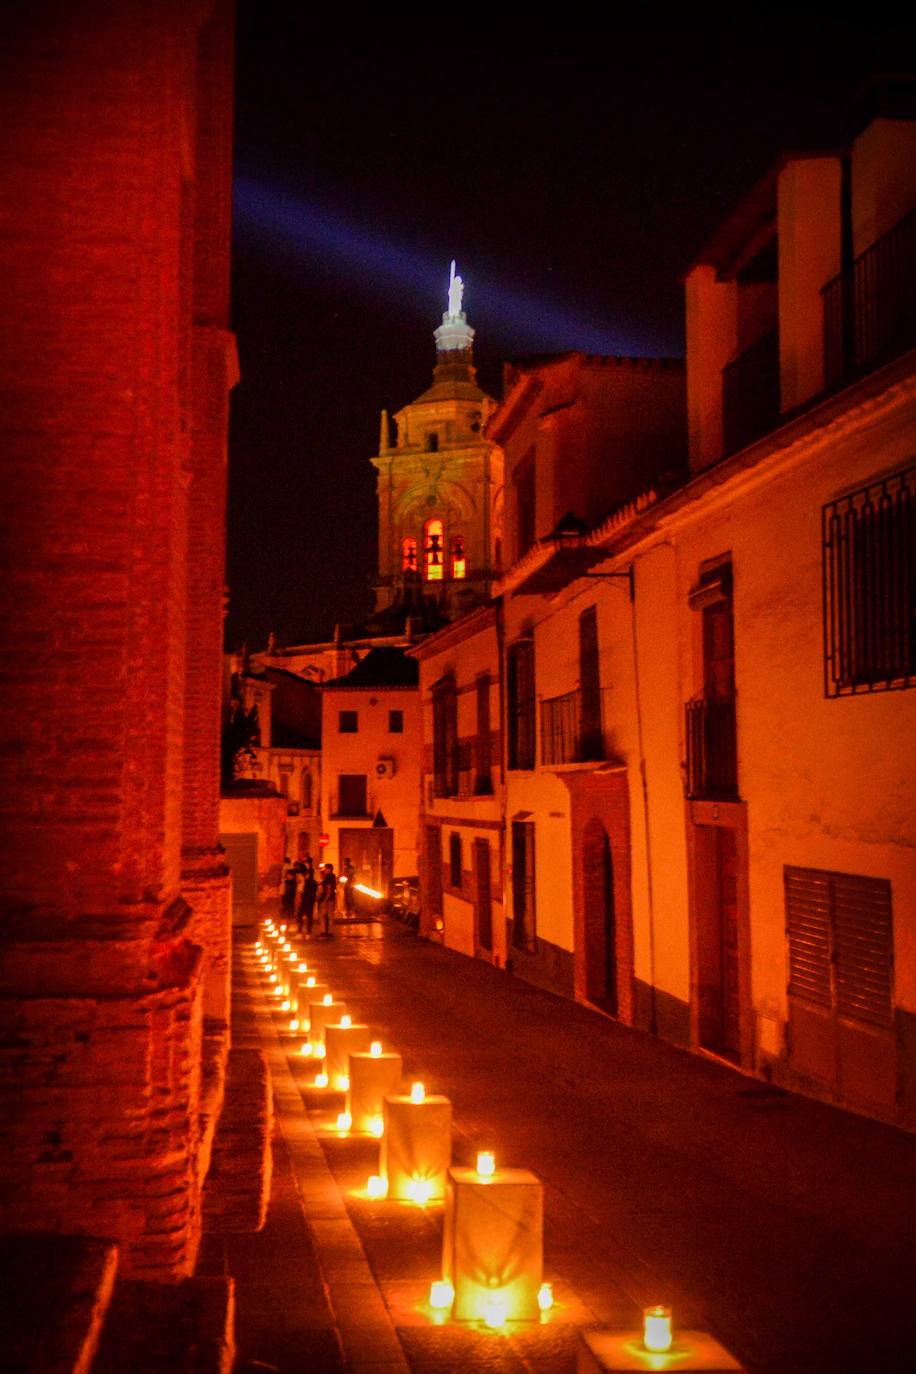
xmin=227 ymin=14 xmax=911 ymax=651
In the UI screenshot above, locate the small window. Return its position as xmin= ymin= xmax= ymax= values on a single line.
xmin=427 ymin=432 xmax=439 ymax=452
xmin=339 ymin=710 xmax=358 ymax=733
xmin=507 ymin=639 xmax=535 ymax=769
xmin=388 ymin=709 xmax=404 ymax=733
xmin=432 ymin=676 xmax=458 ymax=797
xmin=449 ymin=832 xmax=462 ymax=888
xmin=402 ymin=537 xmax=418 ymax=572
xmin=512 ymin=820 xmax=536 ymax=950
xmin=425 ymin=518 xmax=444 ymax=581
xmin=451 ymin=535 xmax=466 ymax=580
xmin=301 ymin=768 xmax=312 ymax=811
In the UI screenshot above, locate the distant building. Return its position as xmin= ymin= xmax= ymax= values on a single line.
xmin=319 ymin=647 xmax=421 ymax=894
xmin=372 ymin=262 xmax=503 ymax=625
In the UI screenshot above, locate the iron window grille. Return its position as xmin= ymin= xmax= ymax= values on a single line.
xmin=822 ymin=464 xmax=915 ymax=695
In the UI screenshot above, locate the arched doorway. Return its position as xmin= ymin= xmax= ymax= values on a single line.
xmin=582 ymin=819 xmax=617 ymax=1014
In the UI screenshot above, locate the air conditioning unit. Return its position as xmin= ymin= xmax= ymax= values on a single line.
xmin=376 ymin=757 xmax=396 ymax=779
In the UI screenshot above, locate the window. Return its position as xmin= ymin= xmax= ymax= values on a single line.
xmin=451 ymin=535 xmax=466 ymax=580
xmin=511 ymin=820 xmax=536 ymax=950
xmin=336 ymin=774 xmax=367 ymax=816
xmin=449 ymin=831 xmax=462 ymax=888
xmin=427 ymin=432 xmax=439 ymax=452
xmin=277 ymin=769 xmax=290 ymax=797
xmin=507 ymin=639 xmax=535 ymax=769
xmin=685 ymin=559 xmax=738 ymax=799
xmin=402 ymin=537 xmax=418 ymax=573
xmin=388 ymin=709 xmax=403 ymax=733
xmin=578 ymin=605 xmax=603 ymax=760
xmin=301 ymin=768 xmax=312 ymax=811
xmin=823 ymin=465 xmax=915 ymax=695
xmin=424 ymin=518 xmax=444 ymax=581
xmin=338 ymin=710 xmax=358 ymax=733
xmin=785 ymin=866 xmax=893 ymax=1029
xmin=432 ymin=676 xmax=458 ymax=796
xmin=474 ymin=674 xmax=492 ymax=793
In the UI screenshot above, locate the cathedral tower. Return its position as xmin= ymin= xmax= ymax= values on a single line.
xmin=371 ymin=264 xmax=502 ymax=623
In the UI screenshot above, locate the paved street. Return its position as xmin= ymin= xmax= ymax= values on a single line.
xmin=227 ymin=914 xmax=916 ymax=1374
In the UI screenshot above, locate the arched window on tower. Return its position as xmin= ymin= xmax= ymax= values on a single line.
xmin=451 ymin=535 xmax=466 ymax=580
xmin=424 ymin=518 xmax=444 ymax=581
xmin=402 ymin=537 xmax=418 ymax=573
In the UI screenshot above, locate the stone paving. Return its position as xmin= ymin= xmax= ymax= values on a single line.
xmin=229 ymin=914 xmax=916 ymax=1374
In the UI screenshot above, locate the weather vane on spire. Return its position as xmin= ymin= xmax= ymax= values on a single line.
xmin=447 ymin=259 xmax=464 ymax=317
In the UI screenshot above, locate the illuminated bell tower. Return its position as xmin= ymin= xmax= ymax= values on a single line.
xmin=371 ymin=263 xmax=501 ymax=623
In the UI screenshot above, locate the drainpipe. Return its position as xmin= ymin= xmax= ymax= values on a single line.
xmin=628 ymin=561 xmax=658 ymax=1034
xmin=495 ymin=592 xmax=509 ymax=971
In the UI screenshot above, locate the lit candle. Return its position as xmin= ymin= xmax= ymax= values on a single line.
xmin=340 ymin=1014 xmax=352 ymax=1028
xmin=405 ymin=1177 xmax=433 ymax=1205
xmin=537 ymin=1282 xmax=554 ymax=1312
xmin=643 ymin=1306 xmax=673 ymax=1354
xmin=410 ymin=1081 xmax=426 ymax=1104
xmin=336 ymin=1111 xmax=351 ymax=1133
xmin=297 ymin=962 xmax=307 ymax=973
xmin=367 ymin=1114 xmax=384 ymax=1138
xmin=306 ymin=976 xmax=316 ymax=987
xmin=314 ymin=1072 xmax=328 ymax=1088
xmin=366 ymin=1174 xmax=386 ymax=1199
xmin=280 ymin=999 xmax=291 ymax=1011
xmin=370 ymin=1041 xmax=382 ymax=1057
xmin=336 ymin=1074 xmax=350 ymax=1092
xmin=269 ymin=973 xmax=278 ymax=983
xmin=476 ymin=1151 xmax=495 ymax=1178
xmin=299 ymin=1042 xmax=312 ymax=1056
xmin=429 ymin=1280 xmax=454 ymax=1311
xmin=482 ymin=1294 xmax=507 ymax=1329
xmin=289 ymin=1018 xmax=299 ymax=1031
xmin=323 ymin=993 xmax=333 ymax=1006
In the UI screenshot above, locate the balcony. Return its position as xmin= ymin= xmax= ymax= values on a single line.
xmin=540 ymin=689 xmax=604 ymax=766
xmin=685 ymin=697 xmax=738 ymax=800
xmin=822 ymin=208 xmax=916 ymax=390
xmin=722 ymin=329 xmax=780 ymax=455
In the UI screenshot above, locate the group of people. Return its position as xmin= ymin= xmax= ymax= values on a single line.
xmin=280 ymin=855 xmax=356 ymax=936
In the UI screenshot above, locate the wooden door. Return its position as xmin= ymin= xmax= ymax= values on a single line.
xmin=473 ymin=838 xmax=493 ymax=952
xmin=696 ymin=824 xmax=740 ymax=1057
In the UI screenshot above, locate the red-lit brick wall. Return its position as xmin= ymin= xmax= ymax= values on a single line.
xmin=0 ymin=1 xmax=238 ymax=1279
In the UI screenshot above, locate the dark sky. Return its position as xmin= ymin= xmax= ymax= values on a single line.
xmin=227 ymin=14 xmax=912 ymax=650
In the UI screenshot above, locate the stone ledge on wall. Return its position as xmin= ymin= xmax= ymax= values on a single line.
xmin=202 ymin=1046 xmax=272 ymax=1235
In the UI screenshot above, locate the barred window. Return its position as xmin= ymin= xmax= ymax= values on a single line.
xmin=823 ymin=465 xmax=914 ymax=695
xmin=507 ymin=639 xmax=535 ymax=770
xmin=432 ymin=677 xmax=458 ymax=797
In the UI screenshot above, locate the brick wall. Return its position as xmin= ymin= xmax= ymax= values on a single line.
xmin=0 ymin=1 xmax=240 ymax=1280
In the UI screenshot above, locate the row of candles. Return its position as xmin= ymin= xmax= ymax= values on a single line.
xmin=254 ymin=916 xmax=676 ymax=1356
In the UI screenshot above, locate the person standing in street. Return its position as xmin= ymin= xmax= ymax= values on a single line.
xmin=317 ymin=862 xmax=337 ymax=937
xmin=298 ymin=859 xmax=317 ymax=936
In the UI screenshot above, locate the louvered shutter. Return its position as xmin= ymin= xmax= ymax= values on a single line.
xmin=832 ymin=873 xmax=893 ymax=1028
xmin=785 ymin=866 xmax=832 ymax=1009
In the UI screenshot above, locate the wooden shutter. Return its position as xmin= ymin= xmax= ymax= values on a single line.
xmin=785 ymin=866 xmax=832 ymax=1009
xmin=785 ymin=865 xmax=893 ymax=1027
xmin=832 ymin=873 xmax=893 ymax=1028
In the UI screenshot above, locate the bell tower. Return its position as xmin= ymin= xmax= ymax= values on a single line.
xmin=371 ymin=264 xmax=502 ymax=625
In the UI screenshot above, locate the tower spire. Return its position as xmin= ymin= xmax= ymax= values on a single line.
xmin=434 ymin=259 xmax=474 ymax=357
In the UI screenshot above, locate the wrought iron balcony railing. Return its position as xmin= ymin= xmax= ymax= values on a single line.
xmin=822 ymin=208 xmax=916 ymax=389
xmin=684 ymin=696 xmax=738 ymax=800
xmin=722 ymin=328 xmax=781 ymax=455
xmin=540 ymin=688 xmax=604 ymax=766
